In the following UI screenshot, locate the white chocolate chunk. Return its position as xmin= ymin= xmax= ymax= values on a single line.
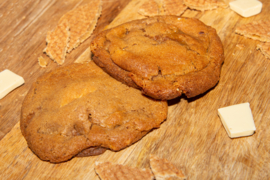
xmin=218 ymin=103 xmax=256 ymax=138
xmin=229 ymin=0 xmax=262 ymax=18
xmin=0 ymin=70 xmax=25 ymax=99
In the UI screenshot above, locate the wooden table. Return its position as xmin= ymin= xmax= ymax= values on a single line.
xmin=0 ymin=0 xmax=270 ymax=179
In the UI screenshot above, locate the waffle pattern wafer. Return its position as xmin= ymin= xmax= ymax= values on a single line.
xmin=138 ymin=0 xmax=187 ymax=17
xmin=59 ymin=0 xmax=102 ymax=53
xmin=138 ymin=0 xmax=159 ymax=17
xmin=257 ymin=42 xmax=270 ymax=59
xmin=235 ymin=20 xmax=270 ymax=42
xmin=59 ymin=6 xmax=89 ymax=53
xmin=44 ymin=1 xmax=102 ymax=65
xmin=95 ymin=162 xmax=154 ymax=180
xmin=150 ymin=155 xmax=186 ymax=180
xmin=161 ymin=0 xmax=187 ymax=16
xmin=183 ymin=0 xmax=228 ymax=11
xmin=79 ymin=0 xmax=102 ymax=45
xmin=44 ymin=19 xmax=70 ymax=65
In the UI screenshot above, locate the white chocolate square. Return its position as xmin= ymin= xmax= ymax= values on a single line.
xmin=0 ymin=70 xmax=25 ymax=99
xmin=229 ymin=0 xmax=262 ymax=18
xmin=218 ymin=103 xmax=256 ymax=138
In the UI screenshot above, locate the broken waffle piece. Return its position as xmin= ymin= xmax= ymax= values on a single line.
xmin=257 ymin=42 xmax=270 ymax=59
xmin=138 ymin=0 xmax=187 ymax=16
xmin=138 ymin=0 xmax=159 ymax=17
xmin=95 ymin=162 xmax=154 ymax=180
xmin=150 ymin=155 xmax=186 ymax=180
xmin=183 ymin=0 xmax=228 ymax=11
xmin=161 ymin=0 xmax=187 ymax=16
xmin=44 ymin=1 xmax=102 ymax=65
xmin=59 ymin=0 xmax=102 ymax=53
xmin=38 ymin=56 xmax=49 ymax=67
xmin=79 ymin=0 xmax=102 ymax=46
xmin=235 ymin=20 xmax=270 ymax=42
xmin=59 ymin=6 xmax=88 ymax=53
xmin=44 ymin=19 xmax=70 ymax=65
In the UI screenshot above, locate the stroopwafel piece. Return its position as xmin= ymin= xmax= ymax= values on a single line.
xmin=59 ymin=0 xmax=102 ymax=53
xmin=257 ymin=42 xmax=270 ymax=59
xmin=161 ymin=0 xmax=187 ymax=16
xmin=150 ymin=155 xmax=186 ymax=180
xmin=235 ymin=20 xmax=270 ymax=42
xmin=138 ymin=0 xmax=159 ymax=17
xmin=78 ymin=1 xmax=102 ymax=46
xmin=44 ymin=1 xmax=102 ymax=65
xmin=183 ymin=0 xmax=228 ymax=11
xmin=138 ymin=0 xmax=187 ymax=17
xmin=44 ymin=19 xmax=70 ymax=65
xmin=95 ymin=162 xmax=154 ymax=180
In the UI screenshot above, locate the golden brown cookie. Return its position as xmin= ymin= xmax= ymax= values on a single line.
xmin=91 ymin=16 xmax=224 ymax=100
xmin=21 ymin=61 xmax=167 ymax=163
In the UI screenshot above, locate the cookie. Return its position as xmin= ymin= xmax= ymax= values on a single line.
xmin=21 ymin=61 xmax=167 ymax=163
xmin=95 ymin=162 xmax=154 ymax=180
xmin=91 ymin=16 xmax=224 ymax=100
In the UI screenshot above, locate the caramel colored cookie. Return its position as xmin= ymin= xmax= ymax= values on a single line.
xmin=21 ymin=61 xmax=167 ymax=163
xmin=91 ymin=16 xmax=224 ymax=100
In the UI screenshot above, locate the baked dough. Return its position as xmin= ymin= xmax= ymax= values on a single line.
xmin=91 ymin=16 xmax=224 ymax=100
xmin=21 ymin=61 xmax=167 ymax=163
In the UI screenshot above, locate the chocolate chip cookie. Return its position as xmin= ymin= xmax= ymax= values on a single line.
xmin=91 ymin=16 xmax=224 ymax=100
xmin=21 ymin=61 xmax=167 ymax=163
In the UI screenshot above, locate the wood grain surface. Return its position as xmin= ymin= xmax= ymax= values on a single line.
xmin=0 ymin=0 xmax=270 ymax=179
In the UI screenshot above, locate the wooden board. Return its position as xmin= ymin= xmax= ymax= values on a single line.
xmin=1 ymin=0 xmax=270 ymax=179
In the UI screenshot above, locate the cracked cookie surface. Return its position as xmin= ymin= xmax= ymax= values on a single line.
xmin=20 ymin=61 xmax=167 ymax=163
xmin=91 ymin=16 xmax=224 ymax=100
